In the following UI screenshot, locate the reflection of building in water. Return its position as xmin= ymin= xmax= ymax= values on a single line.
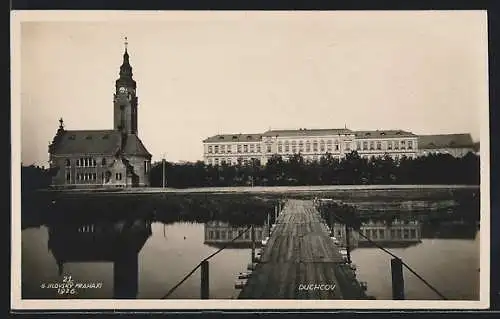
xmin=332 ymin=219 xmax=421 ymax=248
xmin=204 ymin=221 xmax=268 ymax=246
xmin=47 ymin=218 xmax=152 ymax=298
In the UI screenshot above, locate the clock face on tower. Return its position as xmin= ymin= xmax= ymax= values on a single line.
xmin=119 ymin=87 xmax=126 ymax=93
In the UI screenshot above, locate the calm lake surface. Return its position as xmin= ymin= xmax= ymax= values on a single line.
xmin=22 ymin=222 xmax=480 ymax=300
xmin=21 ymin=193 xmax=480 ymax=301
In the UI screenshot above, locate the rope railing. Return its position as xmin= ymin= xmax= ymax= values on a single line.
xmin=317 ymin=202 xmax=448 ymax=300
xmin=161 ymin=224 xmax=253 ymax=299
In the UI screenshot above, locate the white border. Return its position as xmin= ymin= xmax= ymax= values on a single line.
xmin=10 ymin=10 xmax=490 ymax=310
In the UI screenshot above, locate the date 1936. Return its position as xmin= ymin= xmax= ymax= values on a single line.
xmin=40 ymin=275 xmax=103 ymax=296
xmin=40 ymin=276 xmax=76 ymax=295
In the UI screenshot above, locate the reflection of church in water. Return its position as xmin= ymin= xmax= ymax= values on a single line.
xmin=204 ymin=221 xmax=268 ymax=247
xmin=47 ymin=218 xmax=152 ymax=298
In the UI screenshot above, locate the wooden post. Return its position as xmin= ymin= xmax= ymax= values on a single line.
xmin=251 ymin=225 xmax=255 ymax=262
xmin=345 ymin=224 xmax=352 ymax=264
xmin=391 ymin=257 xmax=405 ymax=300
xmin=267 ymin=212 xmax=271 ymax=237
xmin=274 ymin=205 xmax=278 ymax=223
xmin=162 ymin=158 xmax=166 ymax=188
xmin=201 ymin=260 xmax=209 ymax=299
xmin=329 ymin=212 xmax=333 ymax=236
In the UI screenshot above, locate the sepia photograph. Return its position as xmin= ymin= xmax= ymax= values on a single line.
xmin=11 ymin=10 xmax=490 ymax=310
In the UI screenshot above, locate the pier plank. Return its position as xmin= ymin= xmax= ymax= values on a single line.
xmin=238 ymin=199 xmax=366 ymax=299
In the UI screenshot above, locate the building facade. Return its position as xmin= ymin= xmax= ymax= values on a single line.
xmin=204 ymin=221 xmax=268 ymax=246
xmin=261 ymin=128 xmax=355 ymax=163
xmin=48 ymin=40 xmax=152 ymax=188
xmin=331 ymin=219 xmax=422 ymax=249
xmin=354 ymin=130 xmax=418 ymax=160
xmin=202 ymin=134 xmax=264 ymax=166
xmin=202 ymin=128 xmax=419 ymax=166
xmin=417 ymin=134 xmax=476 ymax=158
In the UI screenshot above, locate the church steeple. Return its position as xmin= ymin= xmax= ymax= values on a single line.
xmin=114 ymin=37 xmax=138 ymax=135
xmin=117 ymin=37 xmax=135 ymax=88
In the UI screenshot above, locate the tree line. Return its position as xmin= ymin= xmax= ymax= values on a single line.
xmin=20 ymin=151 xmax=480 ymax=190
xmin=150 ymin=151 xmax=479 ymax=188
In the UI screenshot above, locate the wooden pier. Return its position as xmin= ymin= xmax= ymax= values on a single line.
xmin=238 ymin=199 xmax=369 ymax=299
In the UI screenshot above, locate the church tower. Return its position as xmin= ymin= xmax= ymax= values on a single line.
xmin=114 ymin=37 xmax=138 ymax=135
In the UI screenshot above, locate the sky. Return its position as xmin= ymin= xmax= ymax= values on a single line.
xmin=16 ymin=11 xmax=488 ymax=166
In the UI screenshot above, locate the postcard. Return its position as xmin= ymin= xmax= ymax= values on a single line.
xmin=11 ymin=10 xmax=490 ymax=310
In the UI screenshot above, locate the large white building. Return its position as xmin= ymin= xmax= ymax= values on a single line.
xmin=354 ymin=130 xmax=418 ymax=160
xmin=202 ymin=128 xmax=419 ymax=166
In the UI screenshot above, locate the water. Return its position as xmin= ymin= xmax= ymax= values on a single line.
xmin=351 ymin=232 xmax=480 ymax=300
xmin=22 ymin=221 xmax=260 ymax=299
xmin=21 ymin=195 xmax=480 ymax=300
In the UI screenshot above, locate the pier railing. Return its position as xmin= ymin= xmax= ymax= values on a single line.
xmin=160 ymin=199 xmax=284 ymax=299
xmin=315 ymin=199 xmax=447 ymax=300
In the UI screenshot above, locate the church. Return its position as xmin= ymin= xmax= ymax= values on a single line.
xmin=48 ymin=39 xmax=152 ymax=188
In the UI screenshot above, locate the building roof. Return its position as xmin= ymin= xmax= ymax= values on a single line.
xmin=473 ymin=141 xmax=480 ymax=152
xmin=203 ymin=134 xmax=263 ymax=143
xmin=354 ymin=130 xmax=417 ymax=139
xmin=418 ymin=134 xmax=474 ymax=149
xmin=49 ymin=129 xmax=151 ymax=158
xmin=262 ymin=128 xmax=353 ymax=137
xmin=122 ymin=134 xmax=152 ymax=157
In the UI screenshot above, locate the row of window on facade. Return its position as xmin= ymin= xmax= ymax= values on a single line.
xmin=65 ymin=172 xmax=123 ymax=182
xmin=356 ymin=140 xmax=414 ymax=151
xmin=205 ymin=154 xmax=339 ymax=166
xmin=205 ymin=152 xmax=416 ymax=166
xmin=277 ymin=140 xmax=349 ymax=153
xmin=207 ymin=229 xmax=263 ymax=241
xmin=65 ymin=158 xmax=150 ymax=175
xmin=207 ymin=139 xmax=415 ymax=155
xmin=65 ymin=157 xmax=107 ymax=167
xmin=208 ymin=144 xmax=262 ymax=154
xmin=360 ymin=154 xmax=415 ymax=160
xmin=205 ymin=157 xmax=258 ymax=166
xmin=358 ymin=228 xmax=418 ymax=240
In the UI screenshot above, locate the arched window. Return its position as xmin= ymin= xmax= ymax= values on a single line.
xmin=102 ymin=158 xmax=107 ymax=166
xmin=65 ymin=159 xmax=71 ymax=167
xmin=104 ymin=171 xmax=112 ymax=183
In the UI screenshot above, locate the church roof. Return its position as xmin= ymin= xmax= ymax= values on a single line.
xmin=418 ymin=133 xmax=474 ymax=149
xmin=50 ymin=130 xmax=121 ymax=155
xmin=50 ymin=130 xmax=151 ymax=158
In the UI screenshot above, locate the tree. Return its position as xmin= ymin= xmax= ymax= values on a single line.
xmin=264 ymin=154 xmax=285 ymax=186
xmin=338 ymin=151 xmax=365 ymax=184
xmin=286 ymin=153 xmax=306 ymax=185
xmin=147 ymin=151 xmax=479 ymax=188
